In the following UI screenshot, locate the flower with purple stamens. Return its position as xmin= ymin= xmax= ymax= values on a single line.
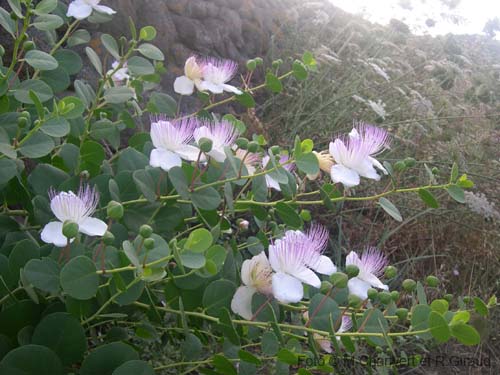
xmin=67 ymin=0 xmax=115 ymax=20
xmin=193 ymin=119 xmax=239 ymax=162
xmin=235 ymin=149 xmax=262 ymax=176
xmin=199 ymin=58 xmax=242 ymax=95
xmin=174 ymin=56 xmax=204 ymax=95
xmin=269 ymin=225 xmax=337 ymax=303
xmin=346 ymin=247 xmax=389 ymax=300
xmin=149 ymin=117 xmax=201 ymax=171
xmin=230 ymin=252 xmax=273 ymax=320
xmin=262 ymin=154 xmax=295 ymax=191
xmin=41 ymin=185 xmax=107 ymax=247
xmin=329 ymin=122 xmax=390 ymax=187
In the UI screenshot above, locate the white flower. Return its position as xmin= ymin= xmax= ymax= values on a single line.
xmin=230 ymin=252 xmax=273 ymax=320
xmin=107 ymin=61 xmax=130 ymax=86
xmin=199 ymin=58 xmax=242 ymax=95
xmin=149 ymin=117 xmax=201 ymax=172
xmin=235 ymin=149 xmax=261 ymax=176
xmin=329 ymin=123 xmax=390 ymax=187
xmin=40 ymin=185 xmax=107 ymax=247
xmin=193 ymin=119 xmax=239 ymax=163
xmin=269 ymin=225 xmax=337 ymax=303
xmin=346 ymin=248 xmax=389 ymax=300
xmin=262 ymin=154 xmax=295 ymax=192
xmin=174 ymin=56 xmax=204 ymax=96
xmin=67 ymin=0 xmax=116 ymax=20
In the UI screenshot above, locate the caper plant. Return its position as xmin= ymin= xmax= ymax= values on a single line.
xmin=0 ymin=1 xmax=495 ymax=374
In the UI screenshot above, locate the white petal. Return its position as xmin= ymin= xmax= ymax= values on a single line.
xmin=79 ymin=217 xmax=107 ymax=237
xmin=41 ymin=221 xmax=69 ymax=247
xmin=268 ymin=244 xmax=281 ymax=273
xmin=329 ymin=139 xmax=347 ymax=164
xmin=92 ymin=4 xmax=116 ymax=15
xmin=240 ymin=258 xmax=253 ymax=286
xmin=66 ymin=1 xmax=93 ymax=19
xmin=291 ymin=266 xmax=322 ymax=289
xmin=265 ymin=175 xmax=281 ymax=191
xmin=345 ymin=251 xmax=361 ymax=267
xmin=369 ymin=156 xmax=388 ymax=175
xmin=359 ymin=271 xmax=387 ymax=290
xmin=230 ymin=286 xmax=256 ymax=320
xmin=150 ymin=148 xmax=182 ymax=172
xmin=347 ymin=277 xmax=372 ymax=300
xmin=174 ymin=76 xmax=195 ymax=96
xmin=222 ymin=84 xmax=243 ymax=95
xmin=315 ymin=335 xmax=333 ymax=353
xmin=310 ymin=255 xmax=337 ymax=275
xmin=272 ymin=272 xmax=304 ymax=303
xmin=207 ymin=148 xmax=227 ymax=163
xmin=200 ymin=80 xmax=224 ymax=94
xmin=356 ymin=159 xmax=380 ymax=180
xmin=175 ymin=145 xmax=201 ymax=161
xmin=330 ymin=164 xmax=360 ymax=187
xmin=349 ymin=128 xmax=360 ymax=139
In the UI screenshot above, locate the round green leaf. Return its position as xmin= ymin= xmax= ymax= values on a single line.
xmin=25 ymin=50 xmax=59 ymax=71
xmin=14 ymin=79 xmax=53 ymax=104
xmin=27 ymin=163 xmax=69 ymax=196
xmin=428 ymin=311 xmax=451 ymax=343
xmin=447 ymin=185 xmax=465 ymax=203
xmin=60 ymin=256 xmax=99 ymax=300
xmin=19 ymin=131 xmax=55 ymax=158
xmin=32 ymin=14 xmax=64 ymax=31
xmin=32 ymin=312 xmax=87 ymax=365
xmin=450 ymin=323 xmax=480 ymax=346
xmin=0 ymin=344 xmax=63 ymax=375
xmin=104 ymin=87 xmax=135 ymax=104
xmin=179 ymin=251 xmax=206 ymax=269
xmin=40 ymin=117 xmax=70 ymax=137
xmin=184 ymin=228 xmax=213 ymax=253
xmin=80 ymin=342 xmax=139 ymax=375
xmin=418 ymin=188 xmax=439 ymax=208
xmin=202 ymin=279 xmax=236 ymax=316
xmin=0 ymin=159 xmax=17 ymax=185
xmin=181 ymin=333 xmax=202 ymax=361
xmin=54 ymin=49 xmax=83 ymax=75
xmin=127 ymin=56 xmax=155 ymax=76
xmin=137 ymin=43 xmax=164 ymax=61
xmin=139 ymin=26 xmax=157 ymax=41
xmin=265 ymin=72 xmax=282 ymax=93
xmin=292 ymin=60 xmax=308 ymax=80
xmin=23 ymin=258 xmax=60 ymax=294
xmin=112 ymin=360 xmax=155 ymax=375
xmin=9 ymin=239 xmax=39 ymax=282
xmin=41 ymin=67 xmax=71 ymax=93
xmin=190 ymin=187 xmax=221 ymax=210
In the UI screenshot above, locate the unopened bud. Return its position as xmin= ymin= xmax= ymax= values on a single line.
xmin=404 ymin=157 xmax=416 ymax=168
xmin=246 ymin=59 xmax=257 ymax=71
xmin=390 ymin=291 xmax=400 ymax=301
xmin=345 ymin=264 xmax=359 ymax=279
xmin=444 ymin=294 xmax=453 ymax=303
xmin=254 ymin=57 xmax=263 ymax=65
xmin=235 ymin=137 xmax=249 ymax=150
xmin=394 ymin=161 xmax=406 ymax=172
xmin=272 ymin=59 xmax=283 ymax=69
xmin=300 ymin=209 xmax=311 ymax=222
xmin=107 ymin=200 xmax=124 ymax=220
xmin=402 ymin=279 xmax=416 ymax=292
xmin=270 ymin=145 xmax=281 ymax=155
xmin=367 ymin=288 xmax=378 ymax=301
xmin=139 ymin=224 xmax=153 ymax=238
xmin=330 ymin=272 xmax=348 ymax=288
xmin=395 ymin=308 xmax=408 ymax=321
xmin=247 ymin=141 xmax=259 ymax=153
xmin=320 ymin=281 xmax=333 ymax=294
xmin=384 ymin=266 xmax=397 ymax=279
xmin=198 ymin=137 xmax=213 ymax=153
xmin=62 ymin=220 xmax=79 ymax=239
xmin=0 ymin=45 xmax=5 ymax=57
xmin=102 ymin=231 xmax=115 ymax=245
xmin=144 ymin=237 xmax=155 ymax=249
xmin=426 ymin=275 xmax=439 ymax=288
xmin=237 ymin=219 xmax=249 ymax=231
xmin=348 ymin=294 xmax=363 ymax=308
xmin=431 ymin=167 xmax=439 ymax=174
xmin=17 ymin=116 xmax=28 ymax=128
xmin=379 ymin=291 xmax=392 ymax=305
xmin=23 ymin=41 xmax=35 ymax=51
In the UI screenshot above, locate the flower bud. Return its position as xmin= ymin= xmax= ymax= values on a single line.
xmin=254 ymin=57 xmax=263 ymax=65
xmin=270 ymin=145 xmax=281 ymax=155
xmin=247 ymin=141 xmax=259 ymax=153
xmin=107 ymin=200 xmax=124 ymax=219
xmin=17 ymin=116 xmax=28 ymax=128
xmin=330 ymin=272 xmax=348 ymax=288
xmin=463 ymin=296 xmax=471 ymax=304
xmin=246 ymin=59 xmax=257 ymax=71
xmin=404 ymin=157 xmax=416 ymax=168
xmin=20 ymin=111 xmax=31 ymax=121
xmin=62 ymin=220 xmax=79 ymax=239
xmin=237 ymin=219 xmax=249 ymax=231
xmin=345 ymin=264 xmax=359 ymax=279
xmin=395 ymin=307 xmax=408 ymax=321
xmin=444 ymin=293 xmax=453 ymax=303
xmin=375 ymin=346 xmax=383 ymax=353
xmin=139 ymin=224 xmax=153 ymax=238
xmin=426 ymin=275 xmax=439 ymax=288
xmin=431 ymin=167 xmax=439 ymax=175
xmin=272 ymin=59 xmax=283 ymax=69
xmin=300 ymin=209 xmax=311 ymax=222
xmin=80 ymin=170 xmax=90 ymax=180
xmin=198 ymin=137 xmax=213 ymax=153
xmin=0 ymin=45 xmax=5 ymax=57
xmin=394 ymin=160 xmax=407 ymax=172
xmin=379 ymin=291 xmax=392 ymax=305
xmin=402 ymin=278 xmax=416 ymax=292
xmin=102 ymin=231 xmax=115 ymax=245
xmin=390 ymin=291 xmax=400 ymax=301
xmin=235 ymin=137 xmax=249 ymax=150
xmin=367 ymin=288 xmax=378 ymax=301
xmin=384 ymin=265 xmax=397 ymax=279
xmin=23 ymin=41 xmax=36 ymax=51
xmin=348 ymin=294 xmax=363 ymax=308
xmin=320 ymin=280 xmax=333 ymax=294
xmin=144 ymin=237 xmax=155 ymax=250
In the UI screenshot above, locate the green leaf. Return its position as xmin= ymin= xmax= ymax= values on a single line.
xmin=450 ymin=323 xmax=480 ymax=346
xmin=168 ymin=166 xmax=189 ymax=199
xmin=32 ymin=14 xmax=63 ymax=31
xmin=54 ymin=49 xmax=83 ymax=75
xmin=292 ymin=60 xmax=308 ymax=80
xmin=41 ymin=67 xmax=70 ymax=93
xmin=190 ymin=187 xmax=221 ymax=211
xmin=0 ymin=7 xmax=15 ymax=36
xmin=473 ymin=297 xmax=488 ymax=317
xmin=202 ymin=280 xmax=236 ymax=317
xmin=80 ymin=140 xmax=105 ymax=176
xmin=360 ymin=308 xmax=391 ymax=347
xmin=302 ymin=51 xmax=317 ymax=67
xmin=32 ymin=312 xmax=87 ymax=365
xmin=23 ymin=258 xmax=60 ymax=294
xmin=238 ymin=350 xmax=261 ymax=365
xmin=277 ymin=348 xmax=298 ymax=365
xmin=261 ymin=331 xmax=279 ymax=355
xmin=428 ymin=311 xmax=451 ymax=343
xmin=450 ymin=162 xmax=458 ymax=182
xmin=101 ymin=34 xmax=121 ymax=61
xmin=80 ymin=342 xmax=139 ymax=375
xmin=418 ymin=188 xmax=439 ymax=208
xmin=60 ymin=256 xmax=99 ymax=300
xmin=378 ymin=197 xmax=403 ymax=222
xmin=41 ymin=117 xmax=70 ymax=137
xmin=19 ymin=131 xmax=55 ymax=158
xmin=139 ymin=26 xmax=157 ymax=41
xmin=296 ymin=152 xmax=319 ymax=175
xmin=8 ymin=239 xmax=39 ymax=283
xmin=112 ymin=360 xmax=155 ymax=375
xmin=14 ymin=79 xmax=53 ymax=103
xmin=27 ymin=163 xmax=69 ymax=195
xmin=138 ymin=43 xmax=164 ymax=61
xmin=235 ymin=92 xmax=256 ymax=108
xmin=410 ymin=305 xmax=432 ymax=340
xmin=7 ymin=0 xmax=23 ymax=18
xmin=185 ymin=228 xmax=213 ymax=253
xmin=68 ymin=29 xmax=91 ymax=47
xmin=116 ymin=147 xmax=148 ymax=173
xmin=85 ymin=47 xmax=103 ymax=76
xmin=265 ymin=72 xmax=283 ymax=93
xmin=181 ymin=333 xmax=202 ymax=361
xmin=451 ymin=310 xmax=470 ymax=325
xmin=0 ymin=345 xmax=63 ymax=375
xmin=25 ymin=50 xmax=59 ymax=71
xmin=447 ymin=185 xmax=465 ymax=203
xmin=307 ymin=293 xmax=341 ymax=332
xmin=0 ymin=159 xmax=17 ymax=185
xmin=104 ymin=86 xmax=135 ymax=104
xmin=34 ymin=0 xmax=58 ymax=15
xmin=127 ymin=56 xmax=155 ymax=76
xmin=457 ymin=174 xmax=474 ymax=188
xmin=147 ymin=92 xmax=176 ymax=116
xmin=132 ymin=169 xmax=156 ymax=203
xmin=212 ymin=354 xmax=237 ymax=375
xmin=179 ymin=251 xmax=206 ymax=269
xmin=430 ymin=299 xmax=449 ymax=315
xmin=275 ymin=202 xmax=303 ymax=229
